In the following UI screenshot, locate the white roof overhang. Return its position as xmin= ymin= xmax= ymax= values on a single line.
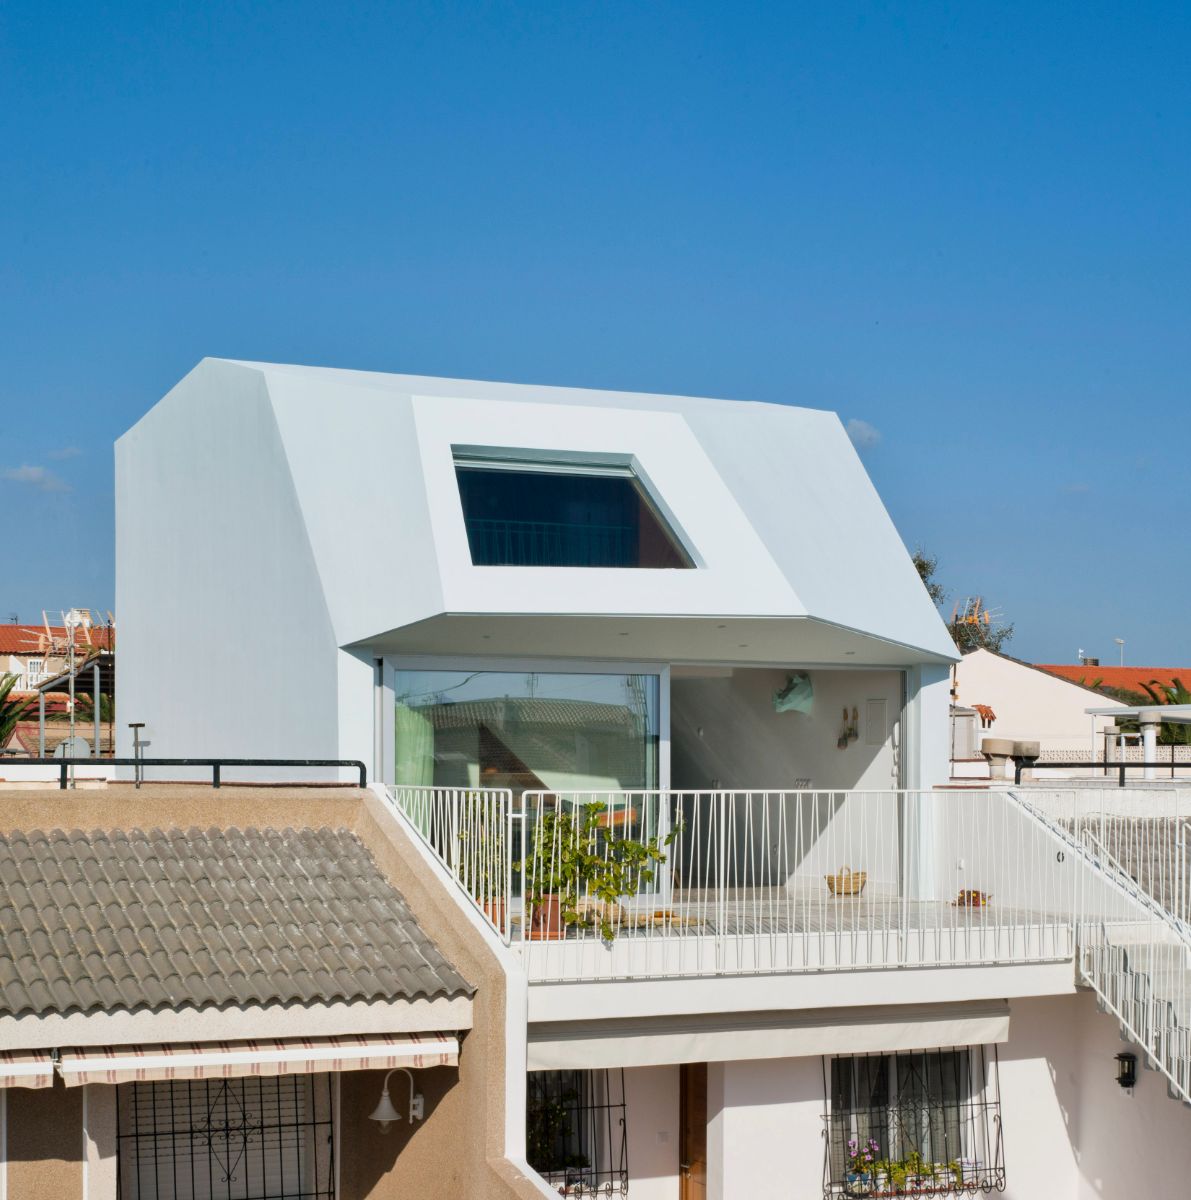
xmin=357 ymin=612 xmax=956 ymax=667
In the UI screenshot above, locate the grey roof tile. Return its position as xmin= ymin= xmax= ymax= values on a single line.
xmin=0 ymin=825 xmax=472 ymax=1018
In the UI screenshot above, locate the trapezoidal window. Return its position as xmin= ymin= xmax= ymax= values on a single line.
xmin=453 ymin=452 xmax=694 ymax=568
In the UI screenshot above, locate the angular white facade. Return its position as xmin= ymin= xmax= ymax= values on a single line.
xmin=116 ymin=358 xmax=954 ymax=782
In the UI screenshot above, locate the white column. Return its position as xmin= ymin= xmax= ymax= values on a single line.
xmin=1140 ymin=711 xmax=1160 ymax=782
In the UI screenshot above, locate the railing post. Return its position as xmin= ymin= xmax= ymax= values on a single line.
xmin=213 ymin=763 xmax=221 ymax=789
xmin=59 ymin=761 xmax=68 ymax=790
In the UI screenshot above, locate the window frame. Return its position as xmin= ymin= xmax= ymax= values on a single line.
xmin=822 ymin=1046 xmax=1005 ymax=1198
xmin=115 ymin=1072 xmax=338 ymax=1200
xmin=451 ymin=446 xmax=699 ymax=570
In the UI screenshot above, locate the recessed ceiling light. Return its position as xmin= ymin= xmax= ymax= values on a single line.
xmin=717 ymin=624 xmax=727 ymax=629
xmin=845 ymin=650 xmax=855 ymax=655
xmin=619 ymin=632 xmax=630 ymax=637
xmin=739 ymin=644 xmax=749 ymax=649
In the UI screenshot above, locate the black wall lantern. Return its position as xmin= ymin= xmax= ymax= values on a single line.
xmin=1115 ymin=1051 xmax=1137 ymax=1090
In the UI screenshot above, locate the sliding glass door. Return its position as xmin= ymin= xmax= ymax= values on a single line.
xmin=393 ymin=668 xmax=660 ymax=795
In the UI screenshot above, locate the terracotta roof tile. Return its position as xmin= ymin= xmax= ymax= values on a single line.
xmin=1037 ymin=665 xmax=1191 ymax=696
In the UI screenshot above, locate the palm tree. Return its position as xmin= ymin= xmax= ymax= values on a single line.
xmin=0 ymin=673 xmax=35 ymax=748
xmin=1138 ymin=677 xmax=1191 ymax=745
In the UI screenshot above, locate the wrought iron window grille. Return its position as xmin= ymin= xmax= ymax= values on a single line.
xmin=822 ymin=1046 xmax=1005 ymax=1198
xmin=527 ymin=1068 xmax=629 ymax=1197
xmin=116 ymin=1074 xmax=335 ymax=1200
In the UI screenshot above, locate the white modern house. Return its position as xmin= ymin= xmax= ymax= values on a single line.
xmin=105 ymin=360 xmax=1191 ymax=1200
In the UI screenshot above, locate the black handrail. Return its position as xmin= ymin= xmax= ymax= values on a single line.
xmin=1015 ymin=759 xmax=1179 ymax=787
xmin=9 ymin=757 xmax=368 ymax=790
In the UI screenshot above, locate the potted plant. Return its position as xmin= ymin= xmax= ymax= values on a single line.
xmin=899 ymin=1150 xmax=934 ymax=1192
xmin=521 ymin=801 xmax=677 ymax=941
xmin=844 ymin=1137 xmax=881 ymax=1195
xmin=526 ymin=1081 xmax=590 ymax=1187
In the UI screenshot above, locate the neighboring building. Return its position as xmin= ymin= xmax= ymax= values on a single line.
xmin=0 ymin=784 xmax=546 ymax=1200
xmin=0 ymin=618 xmax=112 ymax=692
xmin=951 ymin=648 xmax=1129 ymax=774
xmin=8 ymin=359 xmax=1180 ymax=1199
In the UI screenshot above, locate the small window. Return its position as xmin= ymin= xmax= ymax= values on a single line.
xmin=526 ymin=1069 xmax=629 ymax=1195
xmin=454 ymin=452 xmax=693 ymax=568
xmin=824 ymin=1047 xmax=1004 ymax=1197
xmin=117 ymin=1074 xmax=335 ymax=1199
xmin=25 ymin=659 xmax=45 ymax=686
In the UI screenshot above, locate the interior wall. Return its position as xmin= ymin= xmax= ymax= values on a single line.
xmin=623 ymin=1066 xmax=680 ymax=1200
xmin=671 ymin=668 xmax=902 ymax=792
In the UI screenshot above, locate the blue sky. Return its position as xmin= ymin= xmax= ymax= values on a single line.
xmin=3 ymin=2 xmax=1189 ymax=664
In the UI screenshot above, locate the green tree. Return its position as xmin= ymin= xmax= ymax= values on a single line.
xmin=915 ymin=548 xmax=1014 ymax=652
xmin=1138 ymin=677 xmax=1191 ymax=745
xmin=912 ymin=548 xmax=946 ymax=608
xmin=0 ymin=673 xmax=35 ymax=747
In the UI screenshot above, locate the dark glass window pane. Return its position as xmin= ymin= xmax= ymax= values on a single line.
xmin=455 ymin=466 xmax=693 ymax=567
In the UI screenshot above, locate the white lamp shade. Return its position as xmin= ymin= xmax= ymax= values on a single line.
xmin=369 ymin=1088 xmax=401 ymax=1127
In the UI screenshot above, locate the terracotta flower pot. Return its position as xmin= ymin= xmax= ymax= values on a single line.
xmin=482 ymin=898 xmax=507 ymax=934
xmin=527 ymin=893 xmax=564 ymax=940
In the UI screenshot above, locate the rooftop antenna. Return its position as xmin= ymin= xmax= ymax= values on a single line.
xmin=61 ymin=608 xmax=92 ymax=788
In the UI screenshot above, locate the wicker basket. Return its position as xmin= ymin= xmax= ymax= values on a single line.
xmin=825 ymin=866 xmax=867 ymax=896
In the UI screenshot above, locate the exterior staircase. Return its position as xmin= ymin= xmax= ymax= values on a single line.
xmin=1011 ymin=791 xmax=1191 ymax=1106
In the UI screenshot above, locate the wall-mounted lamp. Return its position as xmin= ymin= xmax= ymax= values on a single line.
xmin=368 ymin=1067 xmax=425 ymax=1133
xmin=1115 ymin=1051 xmax=1137 ymax=1090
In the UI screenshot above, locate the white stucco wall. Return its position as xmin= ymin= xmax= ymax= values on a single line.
xmin=115 ymin=361 xmax=343 ymax=778
xmin=707 ymin=1056 xmax=824 ymax=1200
xmin=683 ymin=991 xmax=1191 ymax=1199
xmin=953 ymin=650 xmax=1124 ymax=756
xmin=623 ymin=1066 xmax=680 ymax=1200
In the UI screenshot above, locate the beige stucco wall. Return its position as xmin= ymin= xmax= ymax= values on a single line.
xmin=0 ymin=786 xmax=546 ymax=1200
xmin=953 ymin=650 xmax=1123 ymax=755
xmin=6 ymin=1082 xmax=83 ymax=1200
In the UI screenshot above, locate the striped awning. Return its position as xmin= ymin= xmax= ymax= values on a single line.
xmin=0 ymin=1049 xmax=55 ymax=1089
xmin=58 ymin=1031 xmax=459 ymax=1087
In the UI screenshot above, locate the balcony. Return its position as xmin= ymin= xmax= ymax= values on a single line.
xmin=386 ymin=786 xmax=1076 ymax=984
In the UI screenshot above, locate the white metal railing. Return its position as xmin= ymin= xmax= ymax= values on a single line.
xmin=514 ymin=789 xmax=1075 ymax=982
xmin=1013 ymin=788 xmax=1191 ymax=1104
xmin=386 ymin=785 xmax=515 ymax=941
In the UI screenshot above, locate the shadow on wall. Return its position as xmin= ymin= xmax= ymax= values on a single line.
xmin=5 ymin=1081 xmax=84 ymax=1200
xmin=338 ymin=1065 xmax=462 ymax=1200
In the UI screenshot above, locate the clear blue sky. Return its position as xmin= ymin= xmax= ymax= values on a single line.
xmin=3 ymin=2 xmax=1189 ymax=664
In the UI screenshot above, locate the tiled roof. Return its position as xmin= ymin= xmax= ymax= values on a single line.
xmin=1037 ymin=665 xmax=1191 ymax=696
xmin=0 ymin=623 xmax=114 ymax=655
xmin=0 ymin=825 xmax=472 ymax=1018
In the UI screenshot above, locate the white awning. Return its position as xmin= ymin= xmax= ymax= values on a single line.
xmin=59 ymin=1031 xmax=460 ymax=1087
xmin=528 ymin=1003 xmax=1010 ymax=1070
xmin=0 ymin=1048 xmax=55 ymax=1089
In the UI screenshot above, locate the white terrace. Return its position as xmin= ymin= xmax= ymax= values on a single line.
xmin=385 ymin=783 xmax=1191 ymax=1103
xmin=388 ymin=786 xmax=1076 ymax=982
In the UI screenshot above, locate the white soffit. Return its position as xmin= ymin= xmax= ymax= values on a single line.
xmin=361 ymin=613 xmax=954 ymax=666
xmin=527 ymin=1002 xmax=1010 ymax=1071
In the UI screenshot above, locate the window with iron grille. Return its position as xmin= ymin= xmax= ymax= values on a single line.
xmin=526 ymin=1069 xmax=629 ymax=1196
xmin=823 ymin=1047 xmax=1004 ymax=1198
xmin=116 ymin=1074 xmax=335 ymax=1200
